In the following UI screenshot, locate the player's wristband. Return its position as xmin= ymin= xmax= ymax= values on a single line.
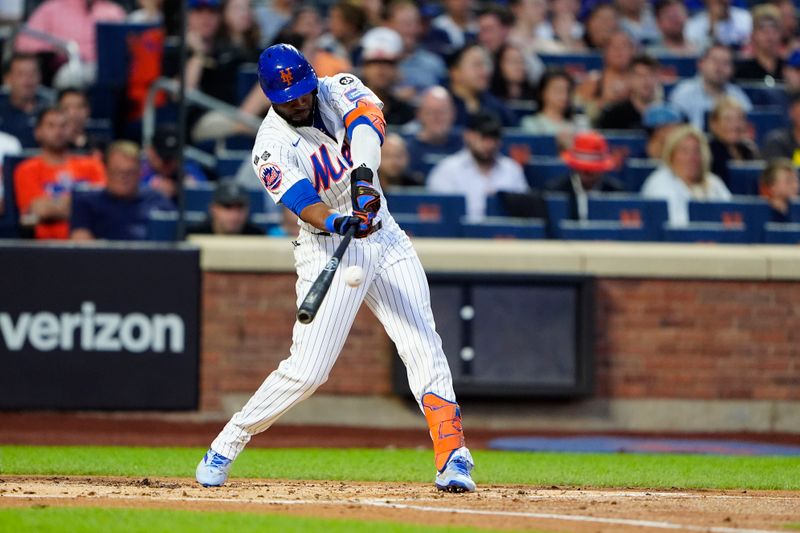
xmin=324 ymin=213 xmax=339 ymax=233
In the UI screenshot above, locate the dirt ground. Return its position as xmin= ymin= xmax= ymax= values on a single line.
xmin=1 ymin=476 xmax=798 ymax=532
xmin=1 ymin=412 xmax=799 ymax=532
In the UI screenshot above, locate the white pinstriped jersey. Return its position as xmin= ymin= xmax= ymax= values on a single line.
xmin=250 ymin=73 xmax=390 ymax=234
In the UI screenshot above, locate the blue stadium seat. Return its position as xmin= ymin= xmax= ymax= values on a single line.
xmin=622 ymin=158 xmax=658 ymax=193
xmin=147 ymin=210 xmax=179 ymax=241
xmin=662 ymin=222 xmax=749 ymax=243
xmin=501 ymin=129 xmax=559 ymax=162
xmin=216 ymin=155 xmax=247 ymax=178
xmin=654 ymin=55 xmax=697 ymax=78
xmin=237 ymin=63 xmax=259 ymax=103
xmin=587 ymin=193 xmax=668 ymax=241
xmin=600 ymin=130 xmax=647 ymax=160
xmin=545 ymin=193 xmax=569 ymax=238
xmin=85 ymin=119 xmax=113 ymax=145
xmin=392 ymin=213 xmax=461 ymax=237
xmin=224 ymin=135 xmax=257 ymax=151
xmin=558 ymin=220 xmax=652 ymax=241
xmin=748 ymin=109 xmax=786 ymax=146
xmin=0 ymin=155 xmax=26 ymax=238
xmin=789 ymin=201 xmax=800 ymax=223
xmin=524 ymin=157 xmax=569 ymax=189
xmin=539 ymin=53 xmax=603 ymax=76
xmin=726 ymin=161 xmax=765 ymax=196
xmin=739 ymin=83 xmax=786 ymax=107
xmin=184 ymin=181 xmax=266 ymax=214
xmin=688 ymin=197 xmax=771 ymax=242
xmin=385 ymin=189 xmax=466 ymax=226
xmin=461 ymin=217 xmax=546 ymax=239
xmin=763 ymin=223 xmax=800 ymax=244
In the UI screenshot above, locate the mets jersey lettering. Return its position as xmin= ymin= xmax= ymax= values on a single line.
xmin=310 ymin=145 xmax=353 ymax=193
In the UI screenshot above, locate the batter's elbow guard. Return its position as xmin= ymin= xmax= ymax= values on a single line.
xmin=422 ymin=392 xmax=466 ymax=472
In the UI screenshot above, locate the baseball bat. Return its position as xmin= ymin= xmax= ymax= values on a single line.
xmin=296 ymin=224 xmax=357 ymax=324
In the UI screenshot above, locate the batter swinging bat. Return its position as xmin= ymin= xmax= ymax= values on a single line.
xmin=296 ymin=224 xmax=358 ymax=324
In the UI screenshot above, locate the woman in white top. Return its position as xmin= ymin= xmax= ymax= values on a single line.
xmin=641 ymin=125 xmax=732 ymax=226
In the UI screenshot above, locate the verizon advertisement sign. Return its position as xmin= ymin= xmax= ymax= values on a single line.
xmin=0 ymin=244 xmax=200 ymax=409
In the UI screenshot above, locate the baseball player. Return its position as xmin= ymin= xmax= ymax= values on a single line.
xmin=195 ymin=44 xmax=475 ymax=492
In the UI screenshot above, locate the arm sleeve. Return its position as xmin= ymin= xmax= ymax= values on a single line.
xmin=280 ymin=179 xmax=322 ymax=217
xmin=349 ymin=123 xmax=382 ymax=176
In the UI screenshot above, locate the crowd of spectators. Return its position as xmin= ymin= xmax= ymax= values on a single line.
xmin=0 ymin=0 xmax=799 ymax=242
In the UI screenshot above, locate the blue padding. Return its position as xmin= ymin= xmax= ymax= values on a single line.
xmin=282 ymin=180 xmax=321 ymax=217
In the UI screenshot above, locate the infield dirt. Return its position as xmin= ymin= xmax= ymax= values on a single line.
xmin=1 ymin=475 xmax=799 ymax=533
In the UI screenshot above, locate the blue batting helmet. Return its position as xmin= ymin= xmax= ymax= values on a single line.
xmin=257 ymin=44 xmax=318 ymax=104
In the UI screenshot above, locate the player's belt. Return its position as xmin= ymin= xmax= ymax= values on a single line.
xmin=311 ymin=220 xmax=382 ymax=237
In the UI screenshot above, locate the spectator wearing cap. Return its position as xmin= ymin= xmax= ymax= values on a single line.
xmin=685 ymin=0 xmax=752 ymax=51
xmin=427 ymin=111 xmax=528 ymax=221
xmin=187 ymin=179 xmax=263 ymax=235
xmin=0 ymin=53 xmax=53 ymax=148
xmin=358 ymin=27 xmax=415 ymax=127
xmin=545 ymin=131 xmax=625 ymax=220
xmin=642 ymin=125 xmax=731 ymax=226
xmin=386 ymin=0 xmax=448 ymax=101
xmin=71 ymin=141 xmax=174 ymax=241
xmin=596 ymin=55 xmax=662 ymax=130
xmin=707 ymin=96 xmax=759 ymax=188
xmin=446 ymin=44 xmax=516 ymax=128
xmin=14 ymin=0 xmax=125 ymax=87
xmin=668 ymin=42 xmax=752 ymax=131
xmin=759 ymin=158 xmax=799 ymax=222
xmin=762 ymin=92 xmax=800 ymax=163
xmin=642 ymin=102 xmax=684 ymax=159
xmin=735 ymin=5 xmax=784 ymax=83
xmin=141 ymin=124 xmax=209 ymax=203
xmin=647 ymin=0 xmax=696 ymax=56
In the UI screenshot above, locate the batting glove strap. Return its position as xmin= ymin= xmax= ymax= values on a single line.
xmin=352 ymin=180 xmax=381 ymax=214
xmin=324 ymin=214 xmax=361 ymax=235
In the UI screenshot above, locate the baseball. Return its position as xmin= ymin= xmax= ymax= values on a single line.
xmin=344 ymin=266 xmax=364 ymax=287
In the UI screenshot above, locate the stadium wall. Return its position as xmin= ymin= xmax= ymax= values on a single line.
xmin=195 ymin=237 xmax=800 ymax=433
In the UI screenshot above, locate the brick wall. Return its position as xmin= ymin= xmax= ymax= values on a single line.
xmin=201 ymin=273 xmax=800 ymax=411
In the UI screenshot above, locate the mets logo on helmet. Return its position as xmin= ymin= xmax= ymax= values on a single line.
xmin=259 ymin=163 xmax=283 ymax=192
xmin=280 ymin=68 xmax=293 ymax=85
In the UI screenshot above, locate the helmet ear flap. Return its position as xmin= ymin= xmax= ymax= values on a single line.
xmin=258 ymin=44 xmax=319 ymax=104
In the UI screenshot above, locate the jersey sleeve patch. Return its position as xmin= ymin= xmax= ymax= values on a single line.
xmin=258 ymin=162 xmax=283 ymax=192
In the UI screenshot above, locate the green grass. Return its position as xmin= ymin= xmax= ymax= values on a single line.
xmin=0 ymin=507 xmax=503 ymax=533
xmin=2 ymin=445 xmax=800 ymax=490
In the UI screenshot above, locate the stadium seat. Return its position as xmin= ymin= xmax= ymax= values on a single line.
xmin=524 ymin=157 xmax=569 ymax=189
xmin=763 ymin=222 xmax=800 ymax=244
xmin=223 ymin=135 xmax=257 ymax=151
xmin=662 ymin=222 xmax=749 ymax=243
xmin=726 ymin=160 xmax=765 ymax=196
xmin=790 ymin=201 xmax=800 ymax=223
xmin=0 ymin=155 xmax=25 ymax=238
xmin=622 ymin=158 xmax=659 ymax=193
xmin=237 ymin=63 xmax=259 ymax=103
xmin=249 ymin=212 xmax=279 ymax=234
xmin=184 ymin=182 xmax=265 ymax=214
xmin=544 ymin=193 xmax=570 ymax=238
xmin=539 ymin=53 xmax=603 ymax=78
xmin=558 ymin=219 xmax=652 ymax=241
xmin=587 ymin=193 xmax=669 ymax=241
xmin=654 ymin=55 xmax=697 ymax=79
xmin=147 ymin=210 xmax=179 ymax=241
xmin=385 ymin=189 xmax=466 ymax=226
xmin=461 ymin=217 xmax=546 ymax=239
xmin=688 ymin=197 xmax=772 ymax=242
xmin=747 ymin=109 xmax=786 ymax=146
xmin=392 ymin=213 xmax=461 ymax=237
xmin=739 ymin=83 xmax=785 ymax=107
xmin=216 ymin=154 xmax=247 ymax=178
xmin=501 ymin=129 xmax=558 ymax=164
xmin=599 ymin=130 xmax=648 ymax=161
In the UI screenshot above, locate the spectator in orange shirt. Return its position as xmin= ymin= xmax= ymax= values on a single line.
xmin=13 ymin=107 xmax=106 ymax=239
